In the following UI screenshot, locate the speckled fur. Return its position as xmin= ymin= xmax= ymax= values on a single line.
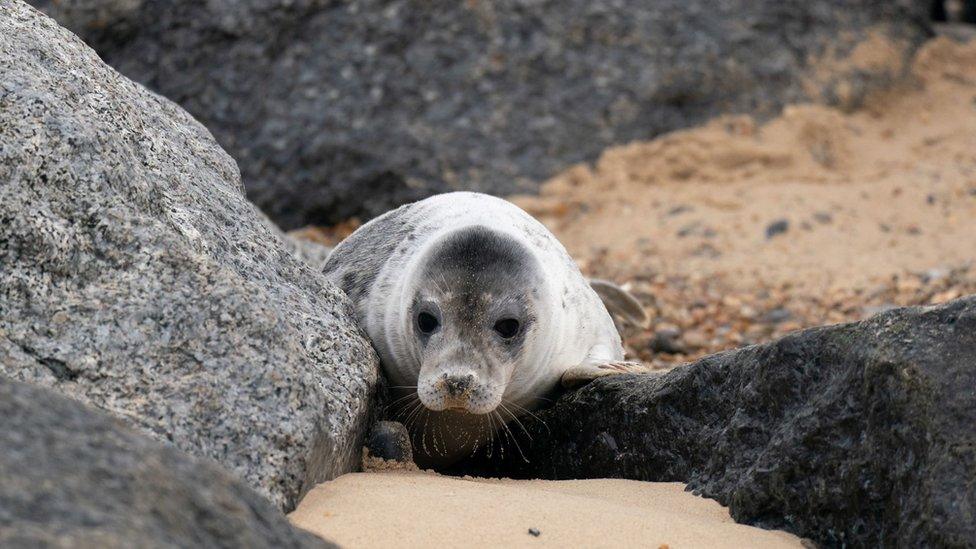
xmin=323 ymin=192 xmax=622 ymax=463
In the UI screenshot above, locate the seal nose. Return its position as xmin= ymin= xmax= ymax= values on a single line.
xmin=444 ymin=373 xmax=474 ymax=398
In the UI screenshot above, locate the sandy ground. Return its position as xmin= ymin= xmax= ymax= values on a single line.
xmin=515 ymin=37 xmax=976 ymax=292
xmin=290 ymin=471 xmax=803 ymax=548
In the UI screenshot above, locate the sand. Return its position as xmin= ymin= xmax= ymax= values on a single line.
xmin=290 ymin=471 xmax=803 ymax=548
xmin=513 ymin=36 xmax=976 ymax=294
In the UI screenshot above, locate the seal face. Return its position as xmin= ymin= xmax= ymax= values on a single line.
xmin=324 ymin=192 xmax=642 ymax=465
xmin=410 ymin=226 xmax=543 ymax=415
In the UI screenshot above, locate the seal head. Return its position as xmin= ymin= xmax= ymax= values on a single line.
xmin=323 ymin=192 xmax=646 ymax=466
xmin=403 ymin=226 xmax=547 ymax=415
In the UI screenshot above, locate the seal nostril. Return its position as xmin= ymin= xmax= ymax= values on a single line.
xmin=444 ymin=375 xmax=472 ymax=397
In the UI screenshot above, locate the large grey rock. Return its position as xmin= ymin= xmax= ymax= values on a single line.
xmin=30 ymin=0 xmax=931 ymax=229
xmin=0 ymin=377 xmax=334 ymax=548
xmin=461 ymin=297 xmax=976 ymax=547
xmin=0 ymin=1 xmax=378 ymax=511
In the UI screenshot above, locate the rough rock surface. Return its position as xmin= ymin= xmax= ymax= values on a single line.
xmin=31 ymin=0 xmax=931 ymax=229
xmin=462 ymin=297 xmax=976 ymax=547
xmin=0 ymin=377 xmax=335 ymax=548
xmin=0 ymin=1 xmax=378 ymax=511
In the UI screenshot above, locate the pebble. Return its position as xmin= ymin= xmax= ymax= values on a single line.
xmin=528 ymin=528 xmax=541 ymax=537
xmin=813 ymin=211 xmax=833 ymax=224
xmin=366 ymin=421 xmax=413 ymax=463
xmin=600 ymin=262 xmax=976 ymax=369
xmin=649 ymin=329 xmax=686 ymax=354
xmin=762 ymin=307 xmax=793 ymax=324
xmin=765 ymin=219 xmax=789 ymax=239
xmin=667 ymin=205 xmax=692 ymax=216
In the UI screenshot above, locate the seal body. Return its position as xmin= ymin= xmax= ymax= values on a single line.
xmin=323 ymin=192 xmax=624 ymax=464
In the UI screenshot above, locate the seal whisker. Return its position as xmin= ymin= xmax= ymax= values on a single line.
xmin=499 ymin=401 xmax=535 ymax=442
xmin=401 ymin=400 xmax=426 ymax=432
xmin=388 ymin=391 xmax=420 ymax=409
xmin=495 ymin=409 xmax=528 ymax=463
xmin=391 ymin=399 xmax=418 ymax=422
xmin=501 ymin=400 xmax=550 ymax=435
xmin=420 ymin=410 xmax=433 ymax=457
xmin=485 ymin=412 xmax=496 ymax=459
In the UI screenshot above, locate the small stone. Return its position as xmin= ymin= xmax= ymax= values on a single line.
xmin=762 ymin=307 xmax=793 ymax=324
xmin=765 ymin=219 xmax=789 ymax=239
xmin=813 ymin=212 xmax=833 ymax=224
xmin=926 ymin=194 xmax=936 ymax=205
xmin=667 ymin=205 xmax=692 ymax=216
xmin=677 ymin=222 xmax=700 ymax=238
xmin=649 ymin=329 xmax=686 ymax=354
xmin=366 ymin=421 xmax=413 ymax=463
xmin=528 ymin=528 xmax=541 ymax=537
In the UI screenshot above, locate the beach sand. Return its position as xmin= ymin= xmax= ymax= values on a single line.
xmin=290 ymin=471 xmax=803 ymax=548
xmin=513 ymin=36 xmax=976 ymax=294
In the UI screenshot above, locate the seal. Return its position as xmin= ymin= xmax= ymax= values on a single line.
xmin=323 ymin=192 xmax=649 ymax=466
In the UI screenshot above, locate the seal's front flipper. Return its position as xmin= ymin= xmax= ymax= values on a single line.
xmin=561 ymin=358 xmax=655 ymax=389
xmin=588 ymin=279 xmax=649 ymax=328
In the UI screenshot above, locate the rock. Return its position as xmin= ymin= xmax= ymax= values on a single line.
xmin=462 ymin=296 xmax=976 ymax=547
xmin=813 ymin=211 xmax=834 ymax=224
xmin=0 ymin=377 xmax=334 ymax=548
xmin=765 ymin=219 xmax=790 ymax=239
xmin=30 ymin=0 xmax=930 ymax=229
xmin=760 ymin=307 xmax=793 ymax=324
xmin=366 ymin=421 xmax=414 ymax=464
xmin=0 ymin=1 xmax=378 ymax=511
xmin=648 ymin=329 xmax=687 ymax=355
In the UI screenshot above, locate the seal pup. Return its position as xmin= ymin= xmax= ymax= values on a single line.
xmin=323 ymin=192 xmax=649 ymax=466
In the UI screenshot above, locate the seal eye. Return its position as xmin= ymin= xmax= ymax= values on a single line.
xmin=493 ymin=318 xmax=520 ymax=339
xmin=417 ymin=312 xmax=440 ymax=334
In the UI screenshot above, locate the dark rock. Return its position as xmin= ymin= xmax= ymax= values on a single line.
xmin=765 ymin=219 xmax=790 ymax=239
xmin=0 ymin=2 xmax=377 ymax=511
xmin=366 ymin=420 xmax=414 ymax=463
xmin=0 ymin=377 xmax=334 ymax=548
xmin=462 ymin=296 xmax=976 ymax=547
xmin=30 ymin=0 xmax=930 ymax=229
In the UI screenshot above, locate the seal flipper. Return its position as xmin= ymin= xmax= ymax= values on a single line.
xmin=588 ymin=279 xmax=649 ymax=328
xmin=561 ymin=354 xmax=656 ymax=389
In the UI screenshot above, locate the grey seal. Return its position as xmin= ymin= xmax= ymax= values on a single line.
xmin=323 ymin=192 xmax=648 ymax=465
